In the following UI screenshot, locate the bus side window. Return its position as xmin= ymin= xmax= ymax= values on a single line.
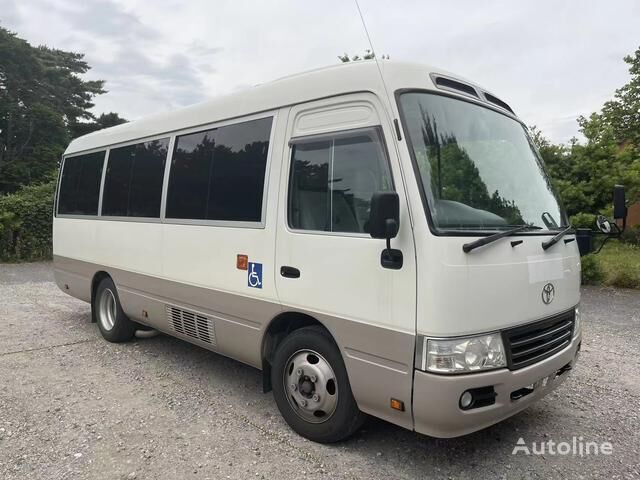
xmin=58 ymin=151 xmax=105 ymax=216
xmin=166 ymin=117 xmax=273 ymax=223
xmin=102 ymin=139 xmax=169 ymax=218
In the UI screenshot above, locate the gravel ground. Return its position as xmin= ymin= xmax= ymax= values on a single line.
xmin=1 ymin=262 xmax=639 ymax=480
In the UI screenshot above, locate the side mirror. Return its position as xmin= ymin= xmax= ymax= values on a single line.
xmin=369 ymin=192 xmax=403 ymax=269
xmin=596 ymin=215 xmax=612 ymax=234
xmin=368 ymin=192 xmax=400 ymax=240
xmin=613 ymin=185 xmax=627 ymax=220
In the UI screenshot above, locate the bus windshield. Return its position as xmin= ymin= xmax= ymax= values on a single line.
xmin=399 ymin=92 xmax=566 ymax=233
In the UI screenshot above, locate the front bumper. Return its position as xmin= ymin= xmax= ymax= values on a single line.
xmin=412 ymin=334 xmax=581 ymax=438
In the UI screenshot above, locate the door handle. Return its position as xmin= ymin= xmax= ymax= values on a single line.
xmin=280 ymin=266 xmax=300 ymax=278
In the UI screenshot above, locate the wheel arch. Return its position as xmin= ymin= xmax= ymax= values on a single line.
xmin=261 ymin=311 xmax=336 ymax=393
xmin=90 ymin=270 xmax=112 ymax=323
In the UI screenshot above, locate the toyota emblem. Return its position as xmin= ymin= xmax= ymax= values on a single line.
xmin=542 ymin=283 xmax=555 ymax=304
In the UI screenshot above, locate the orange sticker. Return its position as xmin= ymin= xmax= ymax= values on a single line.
xmin=237 ymin=254 xmax=248 ymax=270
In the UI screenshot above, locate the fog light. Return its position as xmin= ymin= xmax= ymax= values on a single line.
xmin=460 ymin=391 xmax=474 ymax=409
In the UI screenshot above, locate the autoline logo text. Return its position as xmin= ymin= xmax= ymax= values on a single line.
xmin=512 ymin=437 xmax=613 ymax=456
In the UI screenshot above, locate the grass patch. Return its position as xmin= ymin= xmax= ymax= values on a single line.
xmin=590 ymin=241 xmax=640 ymax=289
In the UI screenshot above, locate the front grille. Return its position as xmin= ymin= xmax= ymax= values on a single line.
xmin=503 ymin=310 xmax=574 ymax=370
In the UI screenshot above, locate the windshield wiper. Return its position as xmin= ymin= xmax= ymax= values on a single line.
xmin=463 ymin=225 xmax=542 ymax=253
xmin=541 ymin=225 xmax=573 ymax=251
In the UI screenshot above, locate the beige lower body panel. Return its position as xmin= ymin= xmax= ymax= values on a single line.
xmin=54 ymin=255 xmax=281 ymax=368
xmin=413 ymin=335 xmax=581 ymax=438
xmin=312 ymin=312 xmax=414 ymax=429
xmin=53 ymin=255 xmax=415 ymax=430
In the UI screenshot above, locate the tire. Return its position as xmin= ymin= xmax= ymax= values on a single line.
xmin=271 ymin=326 xmax=365 ymax=443
xmin=93 ymin=277 xmax=136 ymax=343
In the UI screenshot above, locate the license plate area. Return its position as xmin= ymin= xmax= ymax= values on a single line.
xmin=510 ymin=374 xmax=553 ymax=401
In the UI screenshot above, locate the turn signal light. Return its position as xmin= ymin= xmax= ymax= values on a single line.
xmin=390 ymin=398 xmax=405 ymax=411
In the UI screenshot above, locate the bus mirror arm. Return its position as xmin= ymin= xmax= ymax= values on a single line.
xmin=368 ymin=192 xmax=403 ymax=269
xmin=380 ymin=218 xmax=403 ymax=269
xmin=577 ymin=185 xmax=627 ymax=256
xmin=384 ymin=218 xmax=399 ymax=251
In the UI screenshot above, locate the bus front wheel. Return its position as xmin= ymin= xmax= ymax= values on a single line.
xmin=271 ymin=326 xmax=365 ymax=443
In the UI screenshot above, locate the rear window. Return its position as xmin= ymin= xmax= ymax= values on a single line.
xmin=57 ymin=151 xmax=105 ymax=215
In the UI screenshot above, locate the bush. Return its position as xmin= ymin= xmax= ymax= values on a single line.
xmin=570 ymin=212 xmax=596 ymax=229
xmin=580 ymin=254 xmax=604 ymax=285
xmin=597 ymin=242 xmax=640 ymax=289
xmin=608 ymin=269 xmax=640 ymax=288
xmin=0 ymin=181 xmax=56 ymax=261
xmin=620 ymin=225 xmax=640 ymax=246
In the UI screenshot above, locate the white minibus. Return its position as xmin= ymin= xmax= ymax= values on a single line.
xmin=54 ymin=61 xmax=620 ymax=443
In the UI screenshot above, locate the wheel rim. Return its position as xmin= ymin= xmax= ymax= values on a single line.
xmin=98 ymin=288 xmax=117 ymax=331
xmin=283 ymin=349 xmax=338 ymax=424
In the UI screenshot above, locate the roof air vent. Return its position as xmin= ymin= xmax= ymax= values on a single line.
xmin=433 ymin=76 xmax=479 ymax=98
xmin=483 ymin=92 xmax=515 ymax=114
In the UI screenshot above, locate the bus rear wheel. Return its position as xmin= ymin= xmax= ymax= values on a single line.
xmin=271 ymin=326 xmax=365 ymax=443
xmin=94 ymin=277 xmax=136 ymax=343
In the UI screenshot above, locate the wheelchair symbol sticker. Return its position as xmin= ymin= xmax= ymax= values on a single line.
xmin=248 ymin=262 xmax=263 ymax=289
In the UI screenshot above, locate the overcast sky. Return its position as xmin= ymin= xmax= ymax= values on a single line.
xmin=1 ymin=0 xmax=639 ymax=143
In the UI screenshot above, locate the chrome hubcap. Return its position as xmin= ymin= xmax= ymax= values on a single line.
xmin=283 ymin=349 xmax=338 ymax=423
xmin=98 ymin=288 xmax=117 ymax=331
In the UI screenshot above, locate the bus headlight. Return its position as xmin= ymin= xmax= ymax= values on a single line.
xmin=425 ymin=333 xmax=506 ymax=374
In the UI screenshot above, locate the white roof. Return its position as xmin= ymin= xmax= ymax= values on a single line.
xmin=66 ymin=61 xmax=507 ymax=155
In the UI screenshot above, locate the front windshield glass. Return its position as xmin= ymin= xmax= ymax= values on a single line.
xmin=399 ymin=92 xmax=566 ymax=232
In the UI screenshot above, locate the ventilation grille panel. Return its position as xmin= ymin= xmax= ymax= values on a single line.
xmin=433 ymin=76 xmax=479 ymax=98
xmin=483 ymin=92 xmax=515 ymax=114
xmin=166 ymin=305 xmax=216 ymax=346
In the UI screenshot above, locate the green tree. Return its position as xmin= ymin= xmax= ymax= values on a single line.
xmin=529 ymin=47 xmax=640 ymax=217
xmin=531 ymin=121 xmax=640 ymax=217
xmin=0 ymin=27 xmax=106 ymax=193
xmin=69 ymin=112 xmax=128 ymax=139
xmin=600 ymin=47 xmax=640 ymax=146
xmin=338 ymin=50 xmax=388 ymax=62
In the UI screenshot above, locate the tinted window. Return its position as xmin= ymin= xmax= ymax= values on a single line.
xmin=102 ymin=139 xmax=169 ymax=217
xmin=57 ymin=151 xmax=105 ymax=215
xmin=288 ymin=128 xmax=393 ymax=233
xmin=166 ymin=117 xmax=272 ymax=222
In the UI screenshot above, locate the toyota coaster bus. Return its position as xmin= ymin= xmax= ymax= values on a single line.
xmin=54 ymin=61 xmax=611 ymax=443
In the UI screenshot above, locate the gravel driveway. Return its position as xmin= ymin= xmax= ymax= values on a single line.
xmin=1 ymin=262 xmax=639 ymax=479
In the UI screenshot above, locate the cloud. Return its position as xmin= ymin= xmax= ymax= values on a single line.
xmin=0 ymin=0 xmax=638 ymax=143
xmin=0 ymin=0 xmax=21 ymax=28
xmin=92 ymin=47 xmax=213 ymax=109
xmin=63 ymin=0 xmax=159 ymax=41
xmin=0 ymin=0 xmax=222 ymax=119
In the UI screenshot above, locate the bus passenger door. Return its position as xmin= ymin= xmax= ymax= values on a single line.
xmin=274 ymin=95 xmax=417 ymax=429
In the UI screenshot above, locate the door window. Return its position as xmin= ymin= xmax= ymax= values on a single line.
xmin=288 ymin=128 xmax=393 ymax=233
